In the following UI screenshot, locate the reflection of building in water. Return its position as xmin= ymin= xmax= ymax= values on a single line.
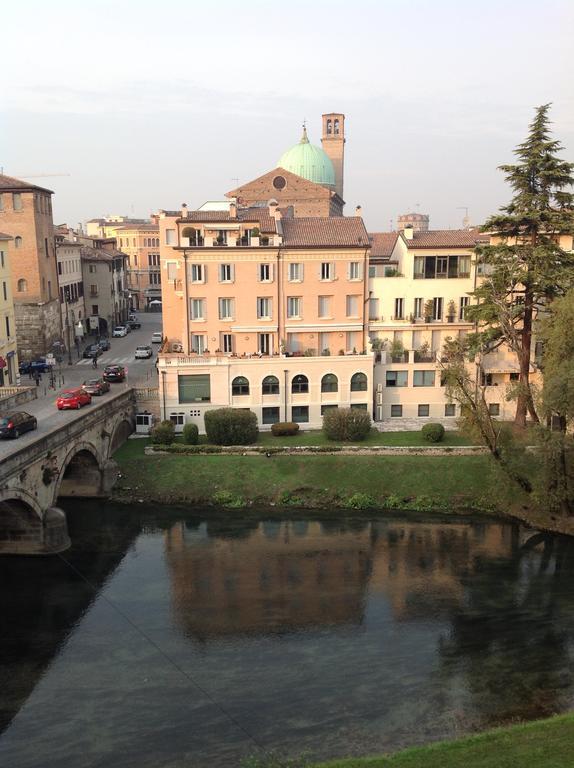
xmin=165 ymin=521 xmax=372 ymax=640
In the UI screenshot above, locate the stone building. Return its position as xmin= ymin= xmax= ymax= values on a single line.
xmin=54 ymin=226 xmax=86 ymax=351
xmin=78 ymin=237 xmax=129 ymax=336
xmin=0 ymin=175 xmax=61 ymax=358
xmin=0 ymin=233 xmax=19 ymax=385
xmin=396 ymin=213 xmax=429 ymax=233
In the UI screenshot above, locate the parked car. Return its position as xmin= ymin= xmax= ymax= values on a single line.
xmin=151 ymin=332 xmax=163 ymax=344
xmin=135 ymin=345 xmax=153 ymax=359
xmin=112 ymin=326 xmax=128 ymax=338
xmin=103 ymin=365 xmax=126 ymax=383
xmin=128 ymin=313 xmax=137 ymax=322
xmin=82 ymin=377 xmax=111 ymax=396
xmin=19 ymin=358 xmax=50 ymax=375
xmin=83 ymin=343 xmax=102 ymax=359
xmin=127 ymin=320 xmax=141 ymax=330
xmin=98 ymin=337 xmax=111 ymax=351
xmin=56 ymin=388 xmax=92 ymax=410
xmin=0 ymin=411 xmax=38 ymax=439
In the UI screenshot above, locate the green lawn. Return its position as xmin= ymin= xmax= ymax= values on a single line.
xmin=253 ymin=429 xmax=474 ymax=447
xmin=314 ymin=713 xmax=574 ymax=768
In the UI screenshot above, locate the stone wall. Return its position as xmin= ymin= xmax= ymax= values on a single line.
xmin=0 ymin=386 xmax=37 ymax=412
xmin=14 ymin=299 xmax=62 ymax=358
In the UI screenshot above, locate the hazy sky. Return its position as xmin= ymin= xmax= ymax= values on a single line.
xmin=2 ymin=0 xmax=573 ymax=232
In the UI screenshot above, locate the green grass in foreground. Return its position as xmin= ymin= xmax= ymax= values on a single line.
xmin=314 ymin=712 xmax=574 ymax=768
xmin=252 ymin=429 xmax=474 ymax=447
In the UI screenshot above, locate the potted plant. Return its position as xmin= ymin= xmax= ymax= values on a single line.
xmin=390 ymin=338 xmax=405 ymax=363
xmin=424 ymin=299 xmax=434 ymax=323
xmin=321 ymin=348 xmax=331 ymax=356
xmin=216 ymin=235 xmax=225 ymax=246
xmin=303 ymin=348 xmax=314 ymax=357
xmin=338 ymin=349 xmax=345 ymax=356
xmin=251 ymin=227 xmax=260 ymax=247
xmin=447 ymin=299 xmax=456 ymax=323
xmin=415 ymin=341 xmax=432 ymax=362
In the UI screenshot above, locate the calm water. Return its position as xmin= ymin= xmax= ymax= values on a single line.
xmin=1 ymin=505 xmax=574 ymax=767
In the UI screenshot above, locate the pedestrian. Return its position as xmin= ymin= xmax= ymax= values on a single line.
xmin=34 ymin=371 xmax=40 ymax=387
xmin=92 ymin=355 xmax=98 ymax=369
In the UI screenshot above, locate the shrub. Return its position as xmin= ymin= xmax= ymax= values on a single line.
xmin=421 ymin=423 xmax=445 ymax=443
xmin=204 ymin=408 xmax=258 ymax=445
xmin=150 ymin=419 xmax=175 ymax=445
xmin=212 ymin=490 xmax=244 ymax=508
xmin=271 ymin=422 xmax=300 ymax=437
xmin=323 ymin=407 xmax=371 ymax=441
xmin=182 ymin=422 xmax=199 ymax=445
xmin=345 ymin=492 xmax=376 ymax=509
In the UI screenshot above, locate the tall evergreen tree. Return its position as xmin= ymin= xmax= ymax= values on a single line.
xmin=468 ymin=104 xmax=574 ymax=427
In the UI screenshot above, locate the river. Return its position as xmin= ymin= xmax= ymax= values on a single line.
xmin=1 ymin=504 xmax=573 ymax=767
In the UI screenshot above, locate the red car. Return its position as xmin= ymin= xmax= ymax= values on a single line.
xmin=56 ymin=388 xmax=92 ymax=410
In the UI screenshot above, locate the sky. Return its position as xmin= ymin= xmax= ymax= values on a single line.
xmin=2 ymin=0 xmax=573 ymax=233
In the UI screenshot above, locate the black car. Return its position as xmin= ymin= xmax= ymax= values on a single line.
xmin=103 ymin=365 xmax=126 ymax=383
xmin=126 ymin=320 xmax=141 ymax=330
xmin=98 ymin=337 xmax=111 ymax=351
xmin=82 ymin=377 xmax=111 ymax=396
xmin=0 ymin=411 xmax=38 ymax=439
xmin=19 ymin=358 xmax=50 ymax=375
xmin=83 ymin=344 xmax=102 ymax=359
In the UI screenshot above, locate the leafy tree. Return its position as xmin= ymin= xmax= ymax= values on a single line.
xmin=468 ymin=104 xmax=574 ymax=427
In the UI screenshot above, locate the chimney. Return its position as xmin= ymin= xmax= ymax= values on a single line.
xmin=181 ymin=203 xmax=188 ymax=219
xmin=355 ymin=205 xmax=362 ymax=217
xmin=268 ymin=198 xmax=280 ymax=219
xmin=229 ymin=200 xmax=237 ymax=218
xmin=403 ymin=224 xmax=414 ymax=240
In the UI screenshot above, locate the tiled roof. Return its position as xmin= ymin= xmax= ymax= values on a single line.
xmin=0 ymin=232 xmax=13 ymax=240
xmin=369 ymin=232 xmax=399 ymax=259
xmin=80 ymin=246 xmax=127 ymax=261
xmin=406 ymin=229 xmax=489 ymax=248
xmin=178 ymin=208 xmax=277 ymax=233
xmin=281 ymin=217 xmax=369 ymax=247
xmin=113 ymin=224 xmax=159 ymax=232
xmin=0 ymin=174 xmax=53 ymax=194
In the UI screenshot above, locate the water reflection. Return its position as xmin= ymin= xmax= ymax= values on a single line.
xmin=1 ymin=508 xmax=574 ymax=768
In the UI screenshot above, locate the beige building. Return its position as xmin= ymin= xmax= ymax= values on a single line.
xmin=78 ymin=237 xmax=129 ymax=336
xmin=113 ymin=220 xmax=161 ymax=310
xmin=0 ymin=233 xmax=19 ymax=385
xmin=54 ymin=228 xmax=86 ymax=350
xmin=0 ymin=175 xmax=61 ymax=358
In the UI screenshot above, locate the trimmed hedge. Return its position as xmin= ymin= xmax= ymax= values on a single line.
xmin=204 ymin=408 xmax=258 ymax=445
xmin=323 ymin=407 xmax=372 ymax=441
xmin=422 ymin=423 xmax=446 ymax=443
xmin=182 ymin=422 xmax=199 ymax=445
xmin=271 ymin=422 xmax=300 ymax=437
xmin=150 ymin=419 xmax=175 ymax=445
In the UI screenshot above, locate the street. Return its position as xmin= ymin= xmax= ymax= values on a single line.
xmin=0 ymin=312 xmax=161 ymax=462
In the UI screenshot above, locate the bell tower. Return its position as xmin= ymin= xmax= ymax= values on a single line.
xmin=321 ymin=112 xmax=345 ymax=200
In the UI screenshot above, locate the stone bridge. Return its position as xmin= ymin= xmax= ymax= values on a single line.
xmin=0 ymin=389 xmax=136 ymax=555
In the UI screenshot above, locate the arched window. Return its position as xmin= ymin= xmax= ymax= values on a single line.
xmin=334 ymin=118 xmax=340 ymax=135
xmin=232 ymin=376 xmax=249 ymax=396
xmin=155 ymin=238 xmax=159 ymax=247
xmin=262 ymin=375 xmax=279 ymax=395
xmin=321 ymin=373 xmax=338 ymax=393
xmin=17 ymin=278 xmax=27 ymax=292
xmin=291 ymin=374 xmax=308 ymax=394
xmin=14 ymin=236 xmax=22 ymax=249
xmin=327 ymin=119 xmax=332 ymax=135
xmin=350 ymin=372 xmax=368 ymax=391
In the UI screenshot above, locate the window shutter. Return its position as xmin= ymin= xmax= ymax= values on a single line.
xmin=231 ymin=264 xmax=235 ymax=283
xmin=269 ymin=263 xmax=274 ymax=282
xmin=203 ymin=264 xmax=207 ymax=284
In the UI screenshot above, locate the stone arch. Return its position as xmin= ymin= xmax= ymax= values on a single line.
xmin=109 ymin=417 xmax=134 ymax=456
xmin=0 ymin=491 xmax=68 ymax=555
xmin=55 ymin=442 xmax=103 ymax=500
xmin=0 ymin=488 xmax=43 ymax=520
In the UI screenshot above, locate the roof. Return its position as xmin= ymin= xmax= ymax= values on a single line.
xmin=405 ymin=229 xmax=489 ymax=248
xmin=368 ymin=232 xmax=399 ymax=259
xmin=113 ymin=224 xmax=159 ymax=232
xmin=178 ymin=208 xmax=277 ymax=233
xmin=225 ymin=167 xmax=340 ymax=203
xmin=80 ymin=245 xmax=127 ymax=261
xmin=278 ymin=127 xmax=335 ymax=187
xmin=0 ymin=232 xmax=13 ymax=240
xmin=0 ymin=174 xmax=53 ymax=194
xmin=281 ymin=217 xmax=369 ymax=247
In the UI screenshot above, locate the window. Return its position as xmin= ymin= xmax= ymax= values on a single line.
xmin=320 ymin=262 xmax=334 ymax=280
xmin=346 ymin=295 xmax=359 ymax=317
xmin=92 ymin=304 xmax=99 ymax=315
xmin=191 ymin=298 xmax=205 ymax=320
xmin=445 ymin=403 xmax=456 ymax=416
xmin=418 ymin=404 xmax=430 ymax=417
xmin=169 ymin=413 xmax=185 ymax=426
xmin=287 ymin=297 xmax=301 ymax=318
xmin=259 ymin=263 xmax=272 ymax=282
xmin=262 ymin=407 xmax=280 ymax=425
xmin=414 ymin=257 xmax=425 ymax=279
xmin=89 ymin=264 xmax=97 ymax=273
xmin=14 ymin=236 xmax=22 ymax=249
xmin=321 ymin=404 xmax=338 ymax=416
xmin=391 ymin=405 xmax=403 ymax=417
xmin=2 ymin=281 xmax=6 ymax=301
xmin=262 ymin=375 xmax=279 ymax=395
xmin=149 ymin=272 xmax=161 ymax=285
xmin=17 ymin=278 xmax=27 ymax=292
xmin=5 ymin=316 xmax=10 ymax=338
xmin=45 ymin=237 xmax=49 ymax=258
xmin=165 ymin=229 xmax=176 ymax=245
xmin=219 ymin=263 xmax=233 ymax=282
xmin=368 ymin=298 xmax=379 ymax=320
xmin=167 ymin=262 xmax=178 ymax=281
xmin=459 ymin=296 xmax=470 ymax=320
xmin=191 ymin=334 xmax=206 ymax=353
xmin=321 ymin=373 xmax=338 ymax=393
xmin=318 ymin=295 xmax=331 ymax=318
xmin=327 ymin=119 xmax=332 ymax=135
xmin=148 ymin=254 xmax=160 ymax=266
xmin=433 ymin=297 xmax=443 ymax=320
xmin=348 ymin=262 xmax=361 ymax=280
xmin=221 ymin=333 xmax=234 ymax=353
xmin=258 ymin=333 xmax=271 ymax=355
xmin=413 ymin=370 xmax=436 ymax=387
xmin=232 ymin=376 xmax=250 ymax=396
xmin=178 ymin=374 xmax=210 ymax=402
xmin=351 ymin=372 xmax=368 ymax=391
xmin=185 ymin=229 xmax=203 ymax=246
xmin=191 ymin=264 xmax=205 ymax=283
xmin=215 ymin=230 xmax=228 ymax=246
xmin=415 ymin=254 xmax=472 ymax=279
xmin=272 ymin=175 xmax=286 ymax=190
xmin=414 ymin=298 xmax=423 ymax=318
xmin=12 ymin=193 xmax=22 ymax=211
xmin=489 ymin=403 xmax=500 ymax=416
xmin=351 ymin=403 xmax=368 ymax=410
xmin=257 ymin=297 xmax=272 ymax=319
xmin=291 ymin=374 xmax=309 ymax=394
xmin=436 ymin=257 xmax=448 ymax=278
xmin=509 ymin=372 xmax=520 ymax=382
xmin=386 ymin=371 xmax=408 ymax=387
xmin=58 ymin=262 xmax=62 ymax=275
xmin=292 ymin=405 xmax=309 ymax=423
xmin=218 ymin=298 xmax=234 ymax=320
xmin=481 ymin=372 xmax=493 ymax=386
xmin=368 ymin=265 xmax=376 ymax=278
xmin=394 ymin=298 xmax=404 ymax=320
xmin=288 ymin=263 xmax=303 ymax=282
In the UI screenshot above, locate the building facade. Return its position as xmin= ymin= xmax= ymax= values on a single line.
xmin=0 ymin=175 xmax=61 ymax=358
xmin=113 ymin=220 xmax=161 ymax=310
xmin=0 ymin=234 xmax=19 ymax=385
xmin=55 ymin=236 xmax=86 ymax=350
xmin=79 ymin=237 xmax=129 ymax=336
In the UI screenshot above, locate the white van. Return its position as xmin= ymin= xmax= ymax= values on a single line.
xmin=151 ymin=332 xmax=163 ymax=344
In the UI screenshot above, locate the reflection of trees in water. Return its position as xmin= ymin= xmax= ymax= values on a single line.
xmin=438 ymin=533 xmax=574 ymax=727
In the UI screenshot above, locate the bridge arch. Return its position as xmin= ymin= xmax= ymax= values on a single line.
xmin=109 ymin=417 xmax=134 ymax=456
xmin=55 ymin=442 xmax=103 ymax=500
xmin=0 ymin=490 xmax=69 ymax=554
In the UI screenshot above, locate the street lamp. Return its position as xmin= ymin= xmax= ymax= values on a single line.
xmin=64 ymin=287 xmax=73 ymax=366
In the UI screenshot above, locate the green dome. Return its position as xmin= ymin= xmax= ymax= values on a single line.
xmin=278 ymin=127 xmax=335 ymax=187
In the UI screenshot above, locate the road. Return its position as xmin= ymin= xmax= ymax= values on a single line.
xmin=0 ymin=312 xmax=161 ymax=463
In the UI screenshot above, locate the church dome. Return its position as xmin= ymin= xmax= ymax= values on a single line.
xmin=278 ymin=127 xmax=335 ymax=188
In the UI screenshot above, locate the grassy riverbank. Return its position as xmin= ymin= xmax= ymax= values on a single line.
xmin=313 ymin=712 xmax=574 ymax=768
xmin=113 ymin=438 xmax=527 ymax=513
